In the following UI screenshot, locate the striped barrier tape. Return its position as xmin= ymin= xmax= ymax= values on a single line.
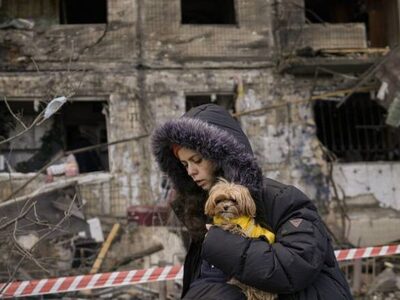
xmin=0 ymin=265 xmax=183 ymax=299
xmin=1 ymin=244 xmax=400 ymax=298
xmin=335 ymin=244 xmax=400 ymax=261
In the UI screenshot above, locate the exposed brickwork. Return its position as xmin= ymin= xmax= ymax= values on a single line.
xmin=0 ymin=0 xmax=373 ymax=217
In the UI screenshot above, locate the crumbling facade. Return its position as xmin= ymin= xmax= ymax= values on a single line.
xmin=1 ymin=0 xmax=400 ymax=281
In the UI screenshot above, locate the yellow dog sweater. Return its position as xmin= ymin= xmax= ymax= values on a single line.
xmin=213 ymin=215 xmax=275 ymax=244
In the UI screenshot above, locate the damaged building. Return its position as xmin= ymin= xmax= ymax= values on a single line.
xmin=1 ymin=0 xmax=400 ymax=297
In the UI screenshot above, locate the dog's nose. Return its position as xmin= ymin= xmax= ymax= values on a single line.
xmin=223 ymin=205 xmax=229 ymax=210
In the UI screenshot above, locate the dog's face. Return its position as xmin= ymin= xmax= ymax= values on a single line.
xmin=205 ymin=179 xmax=256 ymax=220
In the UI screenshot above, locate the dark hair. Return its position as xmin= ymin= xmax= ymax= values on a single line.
xmin=171 ymin=191 xmax=208 ymax=241
xmin=170 ymin=162 xmax=223 ymax=241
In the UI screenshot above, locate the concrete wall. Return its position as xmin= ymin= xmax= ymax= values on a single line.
xmin=0 ymin=0 xmax=397 ymax=227
xmin=333 ymin=162 xmax=400 ymax=210
xmin=142 ymin=0 xmax=276 ymax=67
xmin=275 ymin=0 xmax=367 ymax=52
xmin=0 ymin=0 xmax=136 ymax=71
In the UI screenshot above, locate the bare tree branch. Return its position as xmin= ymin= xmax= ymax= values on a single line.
xmin=0 ymin=110 xmax=45 ymax=146
xmin=0 ymin=201 xmax=36 ymax=231
xmin=0 ymin=194 xmax=78 ymax=293
xmin=3 ymin=97 xmax=27 ymax=129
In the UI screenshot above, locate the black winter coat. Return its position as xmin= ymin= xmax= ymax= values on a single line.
xmin=152 ymin=104 xmax=353 ymax=299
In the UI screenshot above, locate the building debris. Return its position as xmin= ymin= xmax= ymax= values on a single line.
xmin=43 ymin=96 xmax=68 ymax=119
xmin=90 ymin=223 xmax=120 ymax=274
xmin=112 ymin=242 xmax=164 ymax=271
xmin=0 ymin=182 xmax=87 ymax=238
xmin=367 ymin=262 xmax=400 ymax=295
xmin=0 ymin=18 xmax=34 ymax=30
xmin=386 ymin=94 xmax=400 ymax=127
xmin=85 ymin=217 xmax=105 ymax=242
xmin=0 ymin=0 xmax=400 ymax=298
xmin=46 ymin=153 xmax=79 ymax=183
xmin=0 ymin=182 xmax=89 ymax=281
xmin=127 ymin=205 xmax=170 ymax=226
xmin=374 ymin=47 xmax=400 ymax=127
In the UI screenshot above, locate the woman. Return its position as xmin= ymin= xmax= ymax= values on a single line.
xmin=152 ymin=104 xmax=353 ymax=299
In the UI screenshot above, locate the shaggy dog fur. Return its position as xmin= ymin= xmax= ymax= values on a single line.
xmin=205 ymin=179 xmax=277 ymax=300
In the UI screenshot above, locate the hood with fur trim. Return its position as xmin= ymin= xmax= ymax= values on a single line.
xmin=151 ymin=104 xmax=263 ymax=203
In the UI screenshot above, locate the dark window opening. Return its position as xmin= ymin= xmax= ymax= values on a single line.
xmin=0 ymin=0 xmax=107 ymax=26
xmin=181 ymin=0 xmax=236 ymax=25
xmin=0 ymin=100 xmax=109 ymax=173
xmin=304 ymin=0 xmax=399 ymax=47
xmin=185 ymin=94 xmax=235 ymax=113
xmin=305 ymin=0 xmax=367 ymax=24
xmin=314 ymin=93 xmax=400 ymax=162
xmin=60 ymin=0 xmax=107 ymax=24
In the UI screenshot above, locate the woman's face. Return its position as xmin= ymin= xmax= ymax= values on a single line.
xmin=177 ymin=147 xmax=217 ymax=191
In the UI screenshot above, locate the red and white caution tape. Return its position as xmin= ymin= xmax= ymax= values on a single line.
xmin=1 ymin=244 xmax=400 ymax=298
xmin=0 ymin=265 xmax=183 ymax=298
xmin=335 ymin=244 xmax=400 ymax=261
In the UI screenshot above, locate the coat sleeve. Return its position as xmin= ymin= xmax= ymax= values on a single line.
xmin=201 ymin=186 xmax=330 ymax=294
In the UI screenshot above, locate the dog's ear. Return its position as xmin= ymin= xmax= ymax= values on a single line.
xmin=205 ymin=180 xmax=226 ymax=217
xmin=204 ymin=194 xmax=216 ymax=217
xmin=238 ymin=186 xmax=256 ymax=218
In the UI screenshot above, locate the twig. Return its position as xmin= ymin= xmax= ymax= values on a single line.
xmin=0 ymin=194 xmax=78 ymax=292
xmin=322 ymin=146 xmax=351 ymax=244
xmin=65 ymin=134 xmax=149 ymax=156
xmin=3 ymin=97 xmax=27 ymax=129
xmin=112 ymin=243 xmax=164 ymax=271
xmin=30 ymin=57 xmax=40 ymax=73
xmin=314 ymin=66 xmax=358 ymax=80
xmin=34 ymin=194 xmax=78 ymax=246
xmin=3 ymin=151 xmax=64 ymax=202
xmin=12 ymin=216 xmax=48 ymax=274
xmin=0 ymin=110 xmax=45 ymax=146
xmin=67 ymin=40 xmax=74 ymax=74
xmin=0 ymin=201 xmax=36 ymax=231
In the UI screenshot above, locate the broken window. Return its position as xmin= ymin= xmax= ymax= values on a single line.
xmin=185 ymin=94 xmax=235 ymax=113
xmin=181 ymin=0 xmax=236 ymax=25
xmin=313 ymin=93 xmax=400 ymax=162
xmin=59 ymin=0 xmax=107 ymax=24
xmin=304 ymin=0 xmax=399 ymax=47
xmin=0 ymin=100 xmax=109 ymax=173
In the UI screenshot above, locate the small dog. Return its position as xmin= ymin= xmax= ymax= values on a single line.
xmin=205 ymin=178 xmax=277 ymax=300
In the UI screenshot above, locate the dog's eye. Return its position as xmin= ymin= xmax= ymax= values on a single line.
xmin=215 ymin=199 xmax=223 ymax=204
xmin=229 ymin=198 xmax=237 ymax=203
